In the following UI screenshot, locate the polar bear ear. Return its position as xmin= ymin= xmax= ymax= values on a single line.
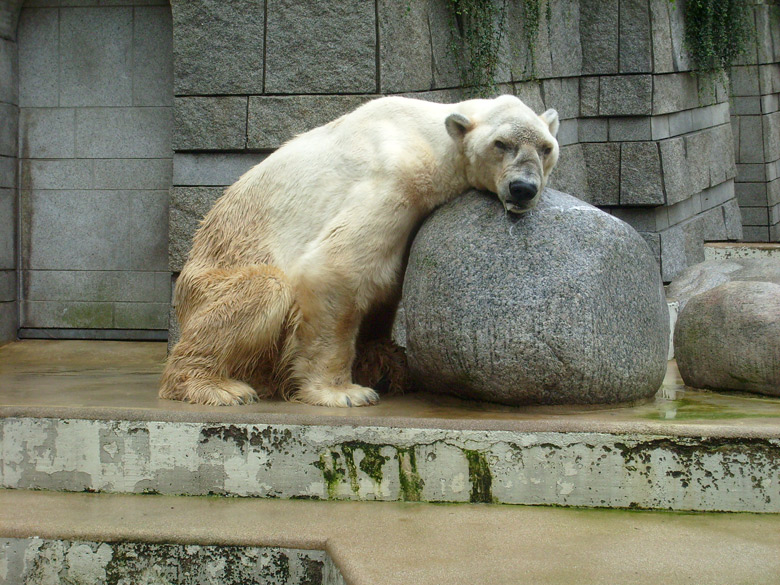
xmin=445 ymin=112 xmax=474 ymax=140
xmin=539 ymin=108 xmax=559 ymax=138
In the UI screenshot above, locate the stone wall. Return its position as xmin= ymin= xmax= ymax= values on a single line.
xmin=13 ymin=0 xmax=173 ymax=340
xmin=0 ymin=0 xmax=21 ymax=343
xmin=168 ymin=0 xmax=777 ymax=291
xmin=731 ymin=1 xmax=780 ymax=242
xmin=2 ymin=0 xmax=779 ymax=342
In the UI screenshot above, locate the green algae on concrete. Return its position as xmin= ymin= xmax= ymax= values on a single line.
xmin=396 ymin=447 xmax=425 ymax=501
xmin=464 ymin=449 xmax=495 ymax=504
xmin=313 ymin=452 xmax=346 ymax=500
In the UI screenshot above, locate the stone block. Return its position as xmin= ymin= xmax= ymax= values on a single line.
xmin=547 ymin=144 xmax=587 ymax=197
xmin=742 ymin=226 xmax=769 ymax=242
xmin=619 ymin=0 xmax=651 ymax=73
xmin=114 ymin=302 xmax=168 ymax=329
xmin=514 ymin=81 xmax=545 ymax=113
xmin=620 ymin=141 xmax=663 ymax=206
xmin=93 ymin=158 xmax=172 ymax=190
xmin=770 ymin=160 xmax=780 ymax=183
xmin=0 ymin=301 xmax=17 ymax=342
xmin=265 ymin=0 xmax=376 ymax=94
xmin=667 ymin=109 xmax=693 ymax=138
xmin=651 ymin=115 xmax=670 ymax=140
xmin=247 ymin=95 xmax=373 ymax=150
xmin=608 ymin=117 xmax=651 ymax=141
xmin=0 ymin=189 xmax=14 ymax=269
xmin=769 ymin=178 xmax=780 ymax=206
xmin=762 ymin=94 xmax=779 ymax=115
xmin=548 ymin=0 xmax=583 ymax=78
xmin=76 ymin=107 xmax=172 ymax=158
xmin=173 ymin=153 xmax=265 ymax=187
xmin=172 ymin=0 xmax=264 ymax=95
xmin=684 ymin=129 xmax=713 ymax=193
xmin=709 ymin=124 xmax=736 ymax=186
xmin=578 ymin=118 xmax=608 ymax=142
xmin=0 ymin=268 xmax=14 ymax=301
xmin=427 ymin=0 xmax=462 ymax=89
xmin=59 ymin=6 xmax=133 ymax=107
xmin=755 ymin=5 xmax=777 ymax=65
xmin=738 ymin=116 xmax=765 ymax=164
xmin=659 ymin=225 xmax=685 ymax=282
xmin=737 ymin=163 xmax=767 ymax=183
xmin=735 ymin=182 xmax=767 ymax=207
xmin=581 ymin=142 xmax=620 ymax=205
xmin=541 ymin=77 xmax=579 ymax=120
xmin=17 ymin=7 xmax=57 ymax=107
xmin=579 ymin=77 xmax=599 ymax=117
xmin=741 ymin=206 xmax=769 ymax=226
xmin=700 ymin=180 xmax=735 ymax=212
xmin=652 ymin=73 xmax=697 ymax=115
xmin=133 ymin=5 xmax=173 ymax=107
xmin=722 ymin=198 xmax=744 ymax=240
xmin=0 ymin=38 xmax=17 ymax=106
xmin=730 ymin=66 xmax=760 ymax=97
xmin=173 ymin=97 xmax=246 ymax=151
xmin=378 ymin=0 xmax=435 ymax=93
xmin=0 ymin=0 xmax=23 ymax=40
xmin=667 ymin=1 xmax=691 ymax=72
xmin=169 ymin=186 xmax=223 ymax=271
xmin=21 ymin=159 xmax=92 ymax=190
xmin=22 ymin=300 xmax=114 ymax=328
xmin=690 ymin=105 xmax=716 ymax=131
xmin=649 ymin=0 xmax=673 ymax=73
xmin=599 ymin=75 xmax=652 ymax=116
xmin=666 ymin=193 xmax=701 ymax=227
xmin=23 ymin=270 xmax=170 ymax=303
xmin=772 ymin=203 xmax=780 ymax=226
xmin=732 ymin=96 xmax=762 ymax=116
xmin=0 ymin=155 xmax=15 ymax=188
xmin=579 ymin=0 xmax=618 ymax=75
xmin=609 ymin=207 xmax=657 ymax=232
xmin=23 ymin=189 xmax=168 ymax=271
xmin=698 ymin=205 xmax=727 ymax=242
xmin=556 ymin=119 xmax=578 ymax=147
xmin=758 ymin=64 xmax=780 ymax=96
xmin=0 ymin=102 xmax=17 ymax=157
xmin=659 ymin=136 xmax=692 ymax=205
xmin=19 ymin=107 xmax=74 ymax=159
xmin=763 ymin=111 xmax=780 ymax=162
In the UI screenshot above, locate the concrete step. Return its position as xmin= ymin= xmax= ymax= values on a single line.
xmin=2 ymin=489 xmax=779 ymax=585
xmin=2 ymin=341 xmax=779 ymax=513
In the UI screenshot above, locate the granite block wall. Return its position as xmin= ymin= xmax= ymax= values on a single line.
xmin=169 ymin=0 xmax=753 ymax=293
xmin=12 ymin=0 xmax=173 ymax=339
xmin=0 ymin=1 xmax=20 ymax=343
xmin=731 ymin=2 xmax=780 ymax=242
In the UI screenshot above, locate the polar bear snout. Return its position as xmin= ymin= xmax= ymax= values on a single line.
xmin=508 ymin=179 xmax=537 ymax=203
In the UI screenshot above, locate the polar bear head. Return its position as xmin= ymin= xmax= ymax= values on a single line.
xmin=446 ymin=94 xmax=559 ymax=214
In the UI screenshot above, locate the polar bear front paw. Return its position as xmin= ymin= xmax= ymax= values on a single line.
xmin=294 ymin=383 xmax=380 ymax=407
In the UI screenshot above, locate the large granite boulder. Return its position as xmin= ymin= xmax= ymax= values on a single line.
xmin=666 ymin=258 xmax=780 ymax=313
xmin=402 ymin=189 xmax=669 ymax=406
xmin=674 ymin=281 xmax=780 ymax=397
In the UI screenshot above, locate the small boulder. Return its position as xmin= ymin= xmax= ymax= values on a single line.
xmin=402 ymin=189 xmax=669 ymax=406
xmin=666 ymin=258 xmax=780 ymax=313
xmin=674 ymin=281 xmax=780 ymax=397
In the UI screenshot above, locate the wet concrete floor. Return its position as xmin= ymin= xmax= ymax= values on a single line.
xmin=1 ymin=339 xmax=779 ymax=434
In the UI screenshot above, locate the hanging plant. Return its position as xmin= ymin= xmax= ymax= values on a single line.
xmin=680 ymin=0 xmax=752 ymax=74
xmin=449 ymin=0 xmax=508 ymax=97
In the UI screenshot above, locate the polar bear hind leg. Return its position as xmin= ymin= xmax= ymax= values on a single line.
xmin=160 ymin=264 xmax=299 ymax=406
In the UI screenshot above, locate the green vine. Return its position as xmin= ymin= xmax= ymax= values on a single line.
xmin=448 ymin=0 xmax=547 ymax=97
xmin=678 ymin=0 xmax=752 ymax=75
xmin=449 ymin=0 xmax=507 ymax=97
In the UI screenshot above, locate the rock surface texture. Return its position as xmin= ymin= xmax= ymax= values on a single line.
xmin=403 ymin=189 xmax=669 ymax=406
xmin=666 ymin=258 xmax=780 ymax=312
xmin=674 ymin=281 xmax=780 ymax=397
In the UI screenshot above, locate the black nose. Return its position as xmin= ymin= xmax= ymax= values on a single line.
xmin=508 ymin=179 xmax=538 ymax=202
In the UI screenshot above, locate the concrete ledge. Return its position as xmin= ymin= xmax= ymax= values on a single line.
xmin=2 ymin=490 xmax=779 ymax=585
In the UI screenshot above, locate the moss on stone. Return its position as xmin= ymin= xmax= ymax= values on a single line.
xmin=464 ymin=449 xmax=494 ymax=503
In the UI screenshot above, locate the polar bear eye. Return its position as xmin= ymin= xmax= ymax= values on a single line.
xmin=494 ymin=140 xmax=508 ymax=152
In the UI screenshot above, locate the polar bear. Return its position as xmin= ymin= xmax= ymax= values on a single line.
xmin=160 ymin=94 xmax=560 ymax=407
